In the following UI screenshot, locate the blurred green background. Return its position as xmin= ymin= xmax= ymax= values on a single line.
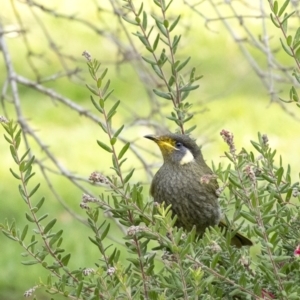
xmin=1 ymin=0 xmax=300 ymax=298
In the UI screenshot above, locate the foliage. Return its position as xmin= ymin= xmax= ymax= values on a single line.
xmin=268 ymin=0 xmax=300 ymax=107
xmin=1 ymin=0 xmax=300 ymax=299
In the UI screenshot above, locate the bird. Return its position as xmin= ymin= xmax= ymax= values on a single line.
xmin=145 ymin=133 xmax=252 ymax=248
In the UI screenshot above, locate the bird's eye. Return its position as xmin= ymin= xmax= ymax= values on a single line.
xmin=175 ymin=142 xmax=183 ymax=148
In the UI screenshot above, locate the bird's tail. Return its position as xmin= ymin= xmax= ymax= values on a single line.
xmin=219 ymin=220 xmax=253 ymax=248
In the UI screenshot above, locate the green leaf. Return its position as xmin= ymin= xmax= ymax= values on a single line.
xmin=142 ymin=11 xmax=147 ymax=30
xmin=100 ymin=223 xmax=110 ymax=240
xmin=278 ymin=0 xmax=290 ymax=17
xmin=153 ymin=89 xmax=172 ymax=100
xmin=25 ymin=213 xmax=35 ymax=223
xmin=137 ymin=2 xmax=144 ymax=16
xmin=85 ymin=84 xmax=99 ymax=96
xmin=172 ymin=35 xmax=181 ymax=53
xmin=21 ymin=260 xmax=39 ymax=265
xmin=90 ymin=95 xmax=103 ymax=113
xmin=228 ymin=176 xmax=243 ymax=189
xmin=27 ymin=236 xmax=37 ymax=252
xmin=28 ymin=183 xmax=40 ymax=197
xmin=102 ymin=79 xmax=111 ymax=96
xmin=9 ymin=168 xmax=21 ymax=180
xmin=3 ymin=134 xmax=12 ymax=144
xmin=142 ymin=56 xmax=157 ymax=65
xmin=98 ymin=122 xmax=107 ymax=133
xmin=113 ymin=125 xmax=124 ymax=138
xmin=99 ymin=98 xmax=105 ymax=109
xmin=122 ymin=15 xmax=139 ymax=25
xmin=281 ymin=11 xmax=295 ymax=32
xmin=180 ymin=84 xmax=199 ymax=92
xmin=20 ymin=148 xmax=31 ymax=162
xmin=49 ymin=230 xmax=63 ymax=247
xmin=118 ymin=142 xmax=130 ymax=159
xmin=100 ymin=68 xmax=108 ymax=80
xmin=97 ymin=140 xmax=113 ymax=153
xmin=176 ymin=57 xmax=190 ymax=72
xmin=44 ymin=219 xmax=57 ymax=234
xmin=97 ymin=78 xmax=102 ymax=88
xmin=124 ymin=169 xmax=135 ymax=184
xmin=133 ymin=32 xmax=149 ymax=47
xmin=76 ymin=282 xmax=83 ymax=298
xmin=24 ymin=172 xmax=35 ymax=185
xmin=276 ymin=167 xmax=284 ymax=186
xmin=185 ymin=125 xmax=197 ymax=134
xmin=169 ymin=15 xmax=181 ymax=32
xmin=151 ymin=65 xmax=164 ymax=79
xmin=20 ymin=225 xmax=29 ymax=241
xmin=168 ymin=75 xmax=175 ymax=87
xmin=15 ymin=129 xmax=21 ymax=149
xmin=293 ymin=28 xmax=300 ymax=48
xmin=153 ymin=33 xmax=160 ymax=51
xmin=273 ymin=1 xmax=278 ymax=14
xmin=61 ymin=253 xmax=71 ymax=266
xmin=110 ymin=137 xmax=117 ymax=145
xmin=155 ymin=20 xmax=168 ymax=37
xmin=240 ymin=211 xmax=256 ymax=223
xmin=2 ymin=230 xmax=18 ymax=241
xmin=287 ymin=35 xmax=292 ymax=46
xmin=251 ymin=141 xmax=263 ymax=154
xmin=38 ymin=214 xmax=49 ymax=222
xmin=270 ymin=13 xmax=280 ymax=28
xmin=10 ymin=145 xmax=18 ymax=164
xmin=107 ymin=100 xmax=120 ymax=121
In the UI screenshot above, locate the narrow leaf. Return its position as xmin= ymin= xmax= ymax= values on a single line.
xmin=38 ymin=214 xmax=49 ymax=222
xmin=153 ymin=89 xmax=172 ymax=100
xmin=25 ymin=213 xmax=35 ymax=223
xmin=122 ymin=15 xmax=138 ymax=25
xmin=28 ymin=183 xmax=40 ymax=197
xmin=44 ymin=219 xmax=57 ymax=234
xmin=21 ymin=225 xmax=29 ymax=241
xmin=49 ymin=230 xmax=63 ymax=247
xmin=142 ymin=56 xmax=157 ymax=65
xmin=10 ymin=168 xmax=21 ymax=180
xmin=176 ymin=57 xmax=190 ymax=72
xmin=142 ymin=11 xmax=147 ymax=30
xmin=278 ymin=0 xmax=290 ymax=17
xmin=85 ymin=84 xmax=99 ymax=96
xmin=98 ymin=122 xmax=107 ymax=133
xmin=20 ymin=148 xmax=31 ymax=162
xmin=169 ymin=15 xmax=181 ymax=32
xmin=61 ymin=253 xmax=71 ymax=266
xmin=180 ymin=84 xmax=199 ymax=92
xmin=124 ymin=169 xmax=135 ymax=184
xmin=21 ymin=260 xmax=39 ymax=265
xmin=118 ymin=142 xmax=130 ymax=159
xmin=97 ymin=140 xmax=113 ymax=153
xmin=280 ymin=38 xmax=293 ymax=56
xmin=100 ymin=223 xmax=111 ymax=240
xmin=153 ymin=33 xmax=160 ymax=51
xmin=107 ymin=100 xmax=120 ymax=121
xmin=113 ymin=125 xmax=124 ymax=138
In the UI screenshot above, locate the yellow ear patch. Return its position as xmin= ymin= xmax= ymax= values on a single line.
xmin=179 ymin=149 xmax=194 ymax=165
xmin=156 ymin=138 xmax=176 ymax=152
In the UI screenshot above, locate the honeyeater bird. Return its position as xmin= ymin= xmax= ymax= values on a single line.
xmin=145 ymin=133 xmax=252 ymax=248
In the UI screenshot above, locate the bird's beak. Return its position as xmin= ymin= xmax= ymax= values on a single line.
xmin=144 ymin=135 xmax=176 ymax=151
xmin=144 ymin=135 xmax=159 ymax=142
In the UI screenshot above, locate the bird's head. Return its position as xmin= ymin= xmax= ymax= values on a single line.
xmin=144 ymin=133 xmax=202 ymax=165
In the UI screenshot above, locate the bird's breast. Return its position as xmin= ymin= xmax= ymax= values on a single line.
xmin=151 ymin=163 xmax=221 ymax=234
